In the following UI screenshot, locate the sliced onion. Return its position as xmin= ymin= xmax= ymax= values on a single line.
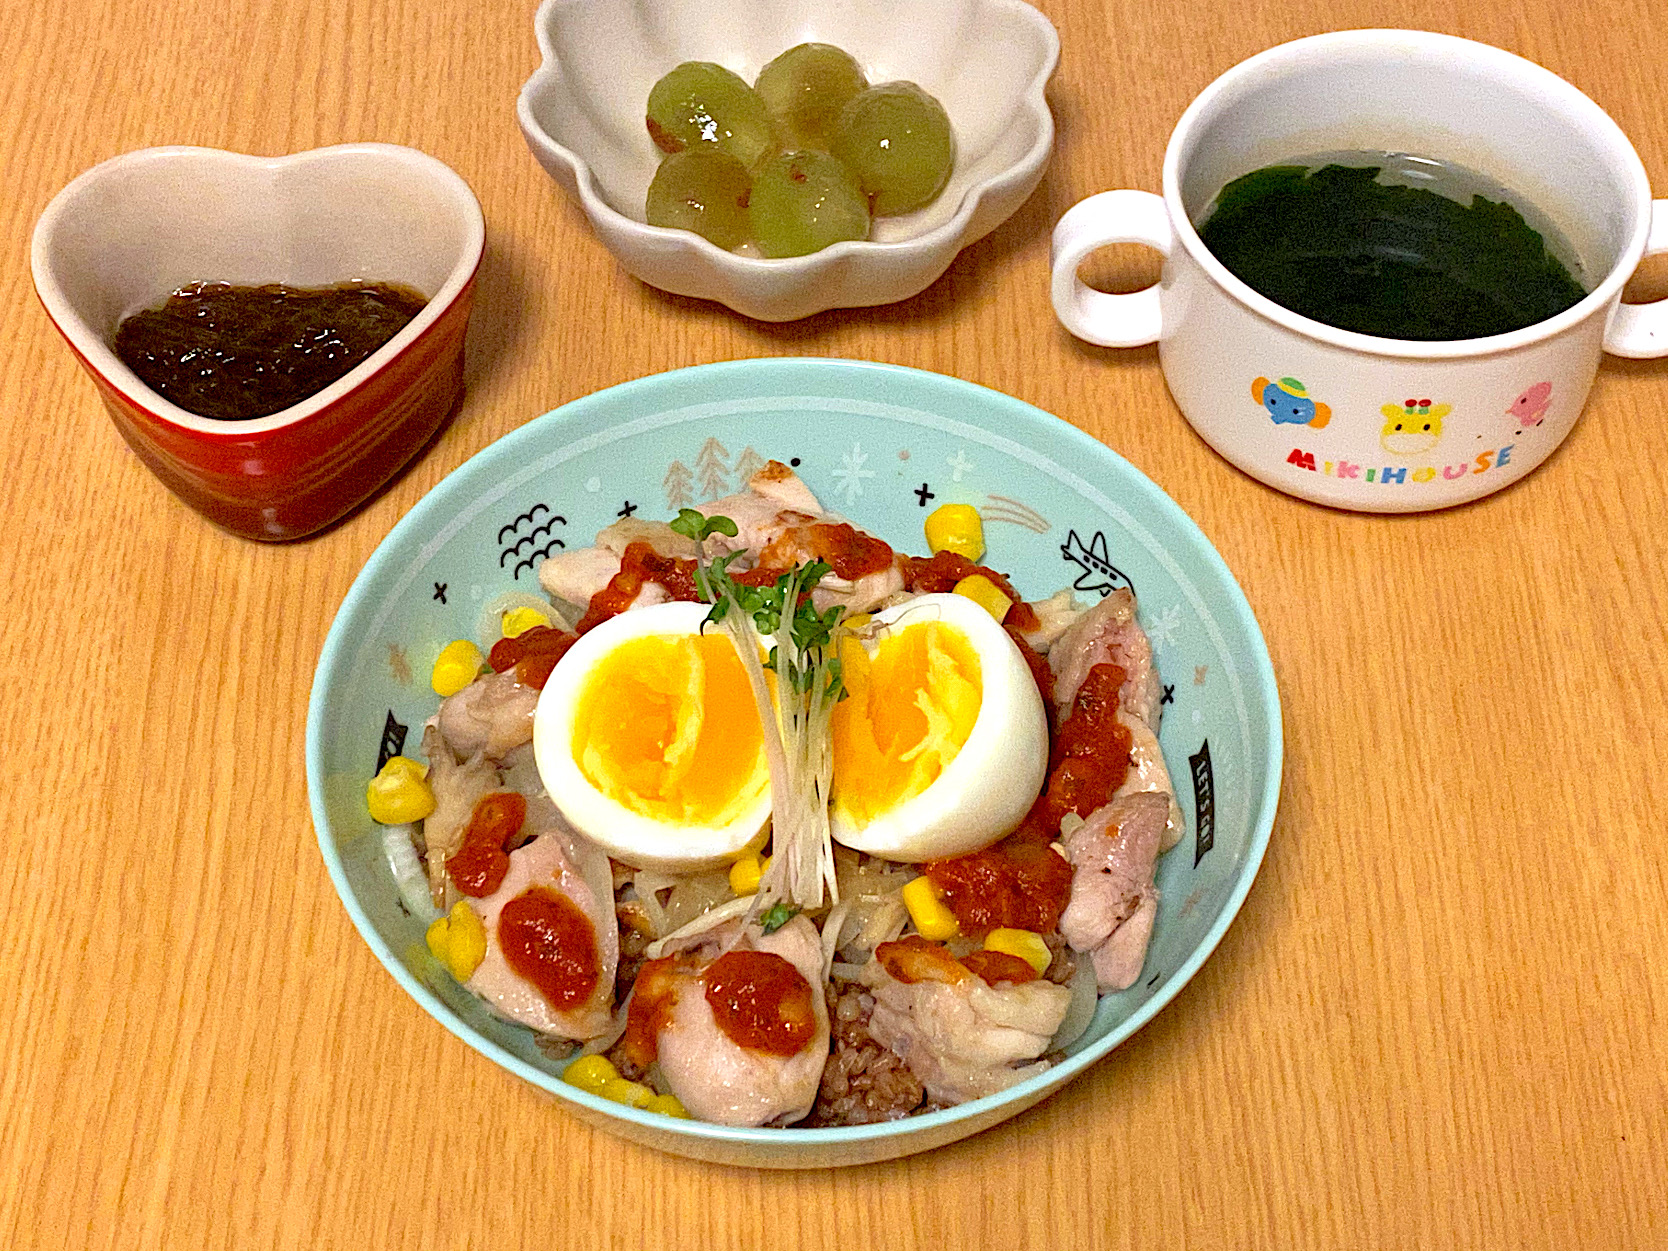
xmin=574 ymin=997 xmax=632 ymax=1058
xmin=382 ymin=824 xmax=440 ymax=925
xmin=820 ymin=900 xmax=853 ymax=979
xmin=498 ymin=743 xmax=546 ymax=797
xmin=853 ymin=894 xmax=907 ymax=952
xmin=663 ymin=871 xmax=732 ymax=932
xmin=1050 ymin=955 xmax=1100 ymax=1051
xmin=645 ymin=895 xmax=755 ymax=959
xmin=631 ymin=869 xmax=678 ymax=937
xmin=833 ymin=849 xmax=912 ymax=901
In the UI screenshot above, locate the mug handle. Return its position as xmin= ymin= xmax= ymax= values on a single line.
xmin=1604 ymin=199 xmax=1668 ymax=359
xmin=1051 ymin=190 xmax=1174 ymax=347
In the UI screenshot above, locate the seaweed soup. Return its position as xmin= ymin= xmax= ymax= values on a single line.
xmin=1195 ymin=152 xmax=1590 ymax=341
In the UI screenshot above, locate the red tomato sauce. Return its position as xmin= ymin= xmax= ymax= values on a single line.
xmin=756 ymin=520 xmax=897 ymax=583
xmin=498 ymin=885 xmax=601 ymax=1011
xmin=803 ymin=522 xmax=895 ymax=580
xmin=703 ymin=950 xmax=818 ymax=1057
xmin=487 ymin=624 xmax=578 ymax=690
xmin=924 ymin=831 xmax=1074 ymax=936
xmin=1005 ymin=625 xmax=1055 ymax=707
xmin=446 ymin=792 xmax=527 ymax=897
xmin=1025 ymin=662 xmax=1133 ymax=835
xmin=619 ymin=953 xmax=696 ymax=1068
xmin=575 ymin=541 xmax=701 ymax=634
xmin=900 ymin=550 xmax=1041 ymax=632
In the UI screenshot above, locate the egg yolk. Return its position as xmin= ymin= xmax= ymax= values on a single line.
xmin=831 ymin=621 xmax=982 ymax=827
xmin=571 ymin=632 xmax=767 ymax=826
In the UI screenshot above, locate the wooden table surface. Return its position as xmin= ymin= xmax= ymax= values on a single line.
xmin=4 ymin=0 xmax=1665 ymax=1246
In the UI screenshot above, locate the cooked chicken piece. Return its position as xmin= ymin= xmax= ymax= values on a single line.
xmin=1045 ymin=587 xmax=1181 ymax=848
xmin=435 ymin=667 xmax=538 ymax=761
xmin=419 ymin=723 xmax=501 ymax=905
xmin=650 ymin=916 xmax=831 ymax=1127
xmin=538 ymin=474 xmax=802 ymax=618
xmin=697 ymin=466 xmax=820 ymax=559
xmin=497 ymin=742 xmax=566 ymax=851
xmin=706 ymin=464 xmax=904 ymax=614
xmin=809 ymin=563 xmax=905 ymax=616
xmin=858 ymin=943 xmax=1072 ymax=1105
xmin=538 ymin=544 xmax=625 ymax=611
xmin=595 ymin=516 xmax=699 ymax=560
xmin=1048 ymin=587 xmax=1162 ymax=727
xmin=464 ymin=824 xmax=619 ymax=1041
xmin=1014 ymin=588 xmax=1085 ymax=652
xmin=540 ymin=461 xmax=904 ymax=621
xmin=1059 ymin=791 xmax=1168 ymax=991
xmin=541 ymin=516 xmax=699 ymax=606
xmin=698 ymin=460 xmax=825 ymax=546
xmin=1115 ymin=709 xmax=1184 ymax=852
xmin=746 ymin=460 xmax=825 ymax=512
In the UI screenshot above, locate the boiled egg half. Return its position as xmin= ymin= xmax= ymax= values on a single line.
xmin=829 ymin=592 xmax=1048 ymax=861
xmin=532 ymin=600 xmax=771 ymax=871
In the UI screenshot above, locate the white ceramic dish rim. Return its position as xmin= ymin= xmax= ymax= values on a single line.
xmin=305 ymin=359 xmax=1283 ymax=1155
xmin=29 ymin=143 xmax=486 ymax=438
xmin=1164 ymin=29 xmax=1654 ymax=361
xmin=514 ymin=0 xmax=1061 ymax=275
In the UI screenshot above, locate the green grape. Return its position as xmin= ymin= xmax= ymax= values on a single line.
xmin=749 ymin=150 xmax=871 ymax=257
xmin=755 ymin=43 xmax=867 ymax=150
xmin=646 ymin=62 xmax=774 ymax=168
xmin=830 ymin=81 xmax=955 ymax=216
xmin=645 ymin=149 xmax=753 ymax=250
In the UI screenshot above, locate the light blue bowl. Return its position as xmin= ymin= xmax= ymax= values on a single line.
xmin=306 ymin=358 xmax=1281 ymax=1167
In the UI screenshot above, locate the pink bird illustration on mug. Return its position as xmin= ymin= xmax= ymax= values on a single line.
xmin=1507 ymin=380 xmax=1553 ymax=429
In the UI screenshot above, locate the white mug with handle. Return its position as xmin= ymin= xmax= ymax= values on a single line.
xmin=1052 ymin=30 xmax=1668 ymax=511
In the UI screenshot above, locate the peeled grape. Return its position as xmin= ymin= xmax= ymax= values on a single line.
xmin=646 ymin=62 xmax=774 ymax=168
xmin=749 ymin=150 xmax=870 ymax=258
xmin=755 ymin=43 xmax=867 ymax=150
xmin=646 ymin=149 xmax=753 ymax=250
xmin=830 ymin=81 xmax=955 ymax=216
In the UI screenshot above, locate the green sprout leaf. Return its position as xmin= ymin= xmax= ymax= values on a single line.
xmin=669 ymin=508 xmax=739 ymax=542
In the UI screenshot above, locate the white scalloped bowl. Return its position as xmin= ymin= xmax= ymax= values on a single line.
xmin=516 ymin=0 xmax=1059 ymax=320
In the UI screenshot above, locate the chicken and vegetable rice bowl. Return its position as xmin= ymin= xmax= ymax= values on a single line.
xmin=364 ymin=459 xmax=1185 ymax=1129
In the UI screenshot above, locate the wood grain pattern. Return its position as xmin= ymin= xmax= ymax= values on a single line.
xmin=2 ymin=0 xmax=1665 ymax=1247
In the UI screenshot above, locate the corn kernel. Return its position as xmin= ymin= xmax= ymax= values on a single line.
xmin=366 ymin=755 xmax=436 ymax=824
xmin=953 ymin=573 xmax=1012 ymax=623
xmin=984 ymin=927 xmax=1052 ymax=975
xmin=728 ymin=853 xmax=770 ymax=896
xmin=430 ymin=639 xmax=485 ymax=697
xmin=643 ymin=1093 xmax=691 ymax=1118
xmin=599 ymin=1077 xmax=655 ymax=1108
xmin=500 ymin=605 xmax=552 ymax=639
xmin=425 ymin=900 xmax=488 ymax=981
xmin=924 ymin=503 xmax=985 ymax=562
xmin=902 ymin=875 xmax=960 ymax=941
xmin=563 ymin=1053 xmax=620 ymax=1094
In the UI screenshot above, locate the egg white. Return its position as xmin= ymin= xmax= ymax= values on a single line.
xmin=829 ymin=592 xmax=1048 ymax=862
xmin=532 ymin=600 xmax=772 ymax=871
